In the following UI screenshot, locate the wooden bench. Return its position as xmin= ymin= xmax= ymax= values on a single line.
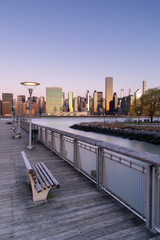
xmin=21 ymin=151 xmax=60 ymax=203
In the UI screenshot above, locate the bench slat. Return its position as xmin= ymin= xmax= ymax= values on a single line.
xmin=34 ymin=164 xmax=50 ymax=188
xmin=40 ymin=162 xmax=60 ymax=189
xmin=37 ymin=163 xmax=54 ymax=186
xmin=21 ymin=151 xmax=35 ymax=175
xmin=34 ymin=182 xmax=42 ymax=193
xmin=32 ymin=165 xmax=46 ymax=190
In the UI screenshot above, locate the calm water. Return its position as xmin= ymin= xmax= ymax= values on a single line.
xmin=32 ymin=117 xmax=160 ymax=155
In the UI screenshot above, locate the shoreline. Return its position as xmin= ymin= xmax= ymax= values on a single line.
xmin=70 ymin=122 xmax=160 ymax=145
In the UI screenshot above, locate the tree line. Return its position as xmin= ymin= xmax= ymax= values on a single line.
xmin=131 ymin=88 xmax=160 ymax=122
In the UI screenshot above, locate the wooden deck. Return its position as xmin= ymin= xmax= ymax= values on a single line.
xmin=0 ymin=119 xmax=159 ymax=240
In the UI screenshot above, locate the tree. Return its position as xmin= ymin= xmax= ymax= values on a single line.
xmin=139 ymin=88 xmax=160 ymax=122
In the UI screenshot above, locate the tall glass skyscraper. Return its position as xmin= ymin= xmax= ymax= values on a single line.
xmin=46 ymin=87 xmax=62 ymax=115
xmin=105 ymin=77 xmax=113 ymax=112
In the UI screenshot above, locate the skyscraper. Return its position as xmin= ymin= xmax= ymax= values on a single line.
xmin=86 ymin=90 xmax=90 ymax=111
xmin=46 ymin=87 xmax=62 ymax=115
xmin=2 ymin=93 xmax=13 ymax=116
xmin=134 ymin=88 xmax=141 ymax=102
xmin=120 ymin=89 xmax=124 ymax=98
xmin=142 ymin=80 xmax=146 ymax=95
xmin=105 ymin=77 xmax=113 ymax=112
xmin=93 ymin=90 xmax=98 ymax=114
xmin=68 ymin=92 xmax=73 ymax=112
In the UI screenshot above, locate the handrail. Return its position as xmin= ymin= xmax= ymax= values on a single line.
xmin=33 ymin=123 xmax=160 ymax=166
xmin=21 ymin=121 xmax=160 ymax=232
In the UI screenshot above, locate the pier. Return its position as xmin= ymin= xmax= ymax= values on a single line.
xmin=0 ymin=119 xmax=159 ymax=239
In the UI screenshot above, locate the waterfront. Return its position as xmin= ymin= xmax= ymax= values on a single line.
xmin=32 ymin=117 xmax=160 ymax=155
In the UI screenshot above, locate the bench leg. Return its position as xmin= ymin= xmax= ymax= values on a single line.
xmin=29 ymin=175 xmax=51 ymax=203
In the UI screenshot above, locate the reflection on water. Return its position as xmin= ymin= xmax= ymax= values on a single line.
xmin=33 ymin=117 xmax=160 ymax=155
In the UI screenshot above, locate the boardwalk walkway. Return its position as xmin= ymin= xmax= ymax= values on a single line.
xmin=0 ymin=119 xmax=159 ymax=240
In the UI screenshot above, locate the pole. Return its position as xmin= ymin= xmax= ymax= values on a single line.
xmin=28 ymin=88 xmax=33 ymax=149
xmin=18 ymin=102 xmax=21 ymax=133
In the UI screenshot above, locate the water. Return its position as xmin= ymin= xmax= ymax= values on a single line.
xmin=32 ymin=117 xmax=160 ymax=155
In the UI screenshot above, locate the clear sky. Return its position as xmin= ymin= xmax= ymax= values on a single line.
xmin=0 ymin=0 xmax=160 ymax=99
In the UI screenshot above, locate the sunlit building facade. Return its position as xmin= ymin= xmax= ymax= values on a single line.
xmin=46 ymin=87 xmax=62 ymax=115
xmin=105 ymin=77 xmax=113 ymax=112
xmin=2 ymin=93 xmax=13 ymax=116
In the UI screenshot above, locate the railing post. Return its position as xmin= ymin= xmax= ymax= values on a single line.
xmin=60 ymin=134 xmax=63 ymax=157
xmin=45 ymin=129 xmax=47 ymax=146
xmin=151 ymin=166 xmax=159 ymax=232
xmin=145 ymin=165 xmax=152 ymax=229
xmin=73 ymin=139 xmax=78 ymax=169
xmin=39 ymin=127 xmax=43 ymax=142
xmin=51 ymin=131 xmax=53 ymax=151
xmin=96 ymin=147 xmax=103 ymax=189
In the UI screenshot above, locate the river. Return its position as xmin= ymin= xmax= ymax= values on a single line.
xmin=32 ymin=117 xmax=160 ymax=155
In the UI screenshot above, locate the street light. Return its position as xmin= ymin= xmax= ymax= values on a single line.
xmin=138 ymin=111 xmax=140 ymax=125
xmin=21 ymin=82 xmax=40 ymax=149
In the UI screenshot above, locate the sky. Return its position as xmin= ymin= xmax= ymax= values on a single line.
xmin=0 ymin=0 xmax=160 ymax=99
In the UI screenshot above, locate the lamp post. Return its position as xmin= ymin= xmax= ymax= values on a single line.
xmin=138 ymin=111 xmax=140 ymax=125
xmin=17 ymin=101 xmax=21 ymax=134
xmin=21 ymin=82 xmax=40 ymax=149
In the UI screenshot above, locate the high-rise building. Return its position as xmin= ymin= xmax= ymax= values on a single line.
xmin=68 ymin=92 xmax=73 ymax=112
xmin=17 ymin=95 xmax=25 ymax=102
xmin=73 ymin=97 xmax=78 ymax=112
xmin=38 ymin=96 xmax=45 ymax=115
xmin=2 ymin=93 xmax=13 ymax=116
xmin=134 ymin=88 xmax=141 ymax=102
xmin=86 ymin=90 xmax=90 ymax=111
xmin=62 ymin=92 xmax=65 ymax=107
xmin=93 ymin=90 xmax=98 ymax=114
xmin=105 ymin=77 xmax=113 ymax=112
xmin=142 ymin=80 xmax=146 ymax=95
xmin=46 ymin=87 xmax=62 ymax=115
xmin=120 ymin=89 xmax=124 ymax=98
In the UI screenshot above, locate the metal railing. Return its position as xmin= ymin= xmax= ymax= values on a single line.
xmin=25 ymin=122 xmax=160 ymax=232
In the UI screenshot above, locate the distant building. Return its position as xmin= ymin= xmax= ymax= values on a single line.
xmin=73 ymin=97 xmax=78 ymax=112
xmin=17 ymin=95 xmax=25 ymax=102
xmin=46 ymin=87 xmax=62 ymax=115
xmin=62 ymin=92 xmax=65 ymax=107
xmin=68 ymin=92 xmax=73 ymax=112
xmin=127 ymin=95 xmax=135 ymax=114
xmin=93 ymin=90 xmax=98 ymax=114
xmin=2 ymin=93 xmax=13 ymax=116
xmin=120 ymin=89 xmax=124 ymax=98
xmin=134 ymin=88 xmax=141 ymax=102
xmin=121 ymin=97 xmax=128 ymax=115
xmin=38 ymin=96 xmax=45 ymax=115
xmin=142 ymin=80 xmax=146 ymax=95
xmin=86 ymin=90 xmax=90 ymax=111
xmin=105 ymin=77 xmax=113 ymax=112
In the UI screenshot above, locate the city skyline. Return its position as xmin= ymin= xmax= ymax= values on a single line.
xmin=0 ymin=0 xmax=160 ymax=98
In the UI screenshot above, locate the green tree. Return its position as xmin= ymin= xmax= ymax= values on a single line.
xmin=139 ymin=88 xmax=160 ymax=122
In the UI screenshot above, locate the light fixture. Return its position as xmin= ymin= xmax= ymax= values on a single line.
xmin=21 ymin=82 xmax=40 ymax=149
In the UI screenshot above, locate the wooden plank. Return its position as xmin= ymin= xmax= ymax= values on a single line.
xmin=40 ymin=162 xmax=60 ymax=188
xmin=21 ymin=151 xmax=35 ymax=174
xmin=33 ymin=163 xmax=50 ymax=188
xmin=37 ymin=162 xmax=53 ymax=186
xmin=32 ymin=165 xmax=46 ymax=190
